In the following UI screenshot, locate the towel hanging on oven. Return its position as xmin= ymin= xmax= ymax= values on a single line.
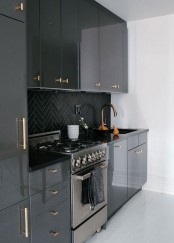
xmin=81 ymin=166 xmax=105 ymax=210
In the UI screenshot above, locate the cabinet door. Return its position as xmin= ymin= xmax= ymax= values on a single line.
xmin=128 ymin=143 xmax=147 ymax=198
xmin=108 ymin=140 xmax=127 ymax=219
xmin=99 ymin=7 xmax=128 ymax=93
xmin=0 ymin=199 xmax=30 ymax=243
xmin=79 ymin=0 xmax=100 ymax=92
xmin=61 ymin=0 xmax=79 ymax=89
xmin=27 ymin=0 xmax=41 ymax=87
xmin=40 ymin=0 xmax=61 ymax=88
xmin=0 ymin=15 xmax=29 ymax=210
xmin=0 ymin=0 xmax=26 ymax=22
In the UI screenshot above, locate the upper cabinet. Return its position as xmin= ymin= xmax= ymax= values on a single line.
xmin=27 ymin=0 xmax=128 ymax=93
xmin=27 ymin=0 xmax=79 ymax=89
xmin=0 ymin=0 xmax=26 ymax=22
xmin=79 ymin=0 xmax=100 ymax=92
xmin=79 ymin=0 xmax=128 ymax=93
xmin=99 ymin=7 xmax=128 ymax=93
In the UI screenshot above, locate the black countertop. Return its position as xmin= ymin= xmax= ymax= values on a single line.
xmin=29 ymin=150 xmax=70 ymax=172
xmin=29 ymin=128 xmax=149 ymax=172
xmin=81 ymin=128 xmax=149 ymax=145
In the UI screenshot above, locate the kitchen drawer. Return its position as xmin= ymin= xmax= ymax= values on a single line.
xmin=128 ymin=135 xmax=138 ymax=150
xmin=139 ymin=132 xmax=147 ymax=145
xmin=0 ymin=0 xmax=26 ymax=22
xmin=31 ymin=200 xmax=71 ymax=243
xmin=30 ymin=179 xmax=70 ymax=217
xmin=30 ymin=159 xmax=70 ymax=195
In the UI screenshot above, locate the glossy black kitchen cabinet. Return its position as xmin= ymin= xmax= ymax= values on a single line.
xmin=30 ymin=181 xmax=71 ymax=243
xmin=27 ymin=0 xmax=40 ymax=87
xmin=30 ymin=160 xmax=71 ymax=243
xmin=0 ymin=14 xmax=29 ymax=211
xmin=28 ymin=0 xmax=79 ymax=89
xmin=128 ymin=143 xmax=147 ymax=198
xmin=108 ymin=140 xmax=128 ymax=219
xmin=0 ymin=199 xmax=30 ymax=243
xmin=99 ymin=7 xmax=128 ymax=93
xmin=79 ymin=0 xmax=128 ymax=93
xmin=0 ymin=0 xmax=26 ymax=22
xmin=79 ymin=0 xmax=100 ymax=92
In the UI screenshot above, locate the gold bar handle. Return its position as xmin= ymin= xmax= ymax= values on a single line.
xmin=24 ymin=208 xmax=29 ymax=238
xmin=49 ymin=210 xmax=58 ymax=216
xmin=16 ymin=118 xmax=27 ymax=150
xmin=34 ymin=75 xmax=40 ymax=81
xmin=55 ymin=78 xmax=62 ymax=83
xmin=49 ymin=190 xmax=58 ymax=195
xmin=62 ymin=79 xmax=69 ymax=84
xmin=115 ymin=145 xmax=122 ymax=148
xmin=22 ymin=118 xmax=27 ymax=150
xmin=48 ymin=169 xmax=58 ymax=173
xmin=49 ymin=231 xmax=59 ymax=237
xmin=135 ymin=150 xmax=143 ymax=155
xmin=15 ymin=3 xmax=24 ymax=11
xmin=94 ymin=82 xmax=101 ymax=87
xmin=112 ymin=84 xmax=118 ymax=88
xmin=19 ymin=207 xmax=29 ymax=238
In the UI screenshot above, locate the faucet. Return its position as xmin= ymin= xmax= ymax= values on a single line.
xmin=101 ymin=104 xmax=117 ymax=125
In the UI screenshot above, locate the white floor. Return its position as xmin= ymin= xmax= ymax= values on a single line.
xmin=86 ymin=190 xmax=174 ymax=243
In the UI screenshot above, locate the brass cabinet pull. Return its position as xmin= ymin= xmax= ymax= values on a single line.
xmin=49 ymin=190 xmax=58 ymax=195
xmin=49 ymin=231 xmax=59 ymax=237
xmin=15 ymin=3 xmax=24 ymax=11
xmin=134 ymin=150 xmax=143 ymax=155
xmin=22 ymin=118 xmax=27 ymax=150
xmin=62 ymin=79 xmax=69 ymax=84
xmin=48 ymin=169 xmax=58 ymax=173
xmin=16 ymin=117 xmax=27 ymax=150
xmin=112 ymin=84 xmax=120 ymax=89
xmin=24 ymin=208 xmax=29 ymax=238
xmin=34 ymin=75 xmax=40 ymax=81
xmin=94 ymin=82 xmax=101 ymax=87
xmin=55 ymin=78 xmax=62 ymax=83
xmin=19 ymin=207 xmax=29 ymax=238
xmin=115 ymin=145 xmax=122 ymax=148
xmin=49 ymin=210 xmax=58 ymax=216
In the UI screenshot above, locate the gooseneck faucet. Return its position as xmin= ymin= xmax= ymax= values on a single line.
xmin=101 ymin=104 xmax=117 ymax=125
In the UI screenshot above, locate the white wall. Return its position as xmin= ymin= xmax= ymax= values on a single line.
xmin=111 ymin=14 xmax=174 ymax=195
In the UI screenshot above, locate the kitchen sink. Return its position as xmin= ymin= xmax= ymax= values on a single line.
xmin=118 ymin=128 xmax=137 ymax=134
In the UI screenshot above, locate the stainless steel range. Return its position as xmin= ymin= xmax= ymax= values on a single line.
xmin=29 ymin=130 xmax=108 ymax=243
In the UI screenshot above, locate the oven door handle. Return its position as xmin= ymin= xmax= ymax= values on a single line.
xmin=74 ymin=172 xmax=91 ymax=181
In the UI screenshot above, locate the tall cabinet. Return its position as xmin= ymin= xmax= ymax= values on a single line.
xmin=0 ymin=4 xmax=29 ymax=243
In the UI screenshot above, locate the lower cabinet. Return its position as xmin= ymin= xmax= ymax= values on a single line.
xmin=0 ymin=199 xmax=30 ymax=243
xmin=30 ymin=179 xmax=71 ymax=243
xmin=128 ymin=143 xmax=147 ymax=198
xmin=108 ymin=132 xmax=148 ymax=218
xmin=108 ymin=140 xmax=128 ymax=219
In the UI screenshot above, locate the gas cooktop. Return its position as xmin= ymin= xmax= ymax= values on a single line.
xmin=29 ymin=130 xmax=102 ymax=154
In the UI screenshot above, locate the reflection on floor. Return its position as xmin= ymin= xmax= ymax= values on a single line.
xmin=86 ymin=190 xmax=174 ymax=243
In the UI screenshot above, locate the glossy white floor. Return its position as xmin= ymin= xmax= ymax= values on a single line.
xmin=86 ymin=190 xmax=174 ymax=243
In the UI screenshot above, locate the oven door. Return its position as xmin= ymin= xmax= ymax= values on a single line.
xmin=71 ymin=161 xmax=108 ymax=228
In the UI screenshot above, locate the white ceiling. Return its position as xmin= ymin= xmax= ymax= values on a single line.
xmin=96 ymin=0 xmax=174 ymax=21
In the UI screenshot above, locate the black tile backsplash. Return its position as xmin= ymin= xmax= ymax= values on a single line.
xmin=28 ymin=90 xmax=111 ymax=137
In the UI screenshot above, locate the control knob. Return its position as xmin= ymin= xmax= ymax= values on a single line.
xmin=75 ymin=158 xmax=81 ymax=168
xmin=87 ymin=154 xmax=92 ymax=163
xmin=82 ymin=155 xmax=87 ymax=165
xmin=91 ymin=153 xmax=96 ymax=161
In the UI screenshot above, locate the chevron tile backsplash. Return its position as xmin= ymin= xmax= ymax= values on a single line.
xmin=28 ymin=90 xmax=111 ymax=137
